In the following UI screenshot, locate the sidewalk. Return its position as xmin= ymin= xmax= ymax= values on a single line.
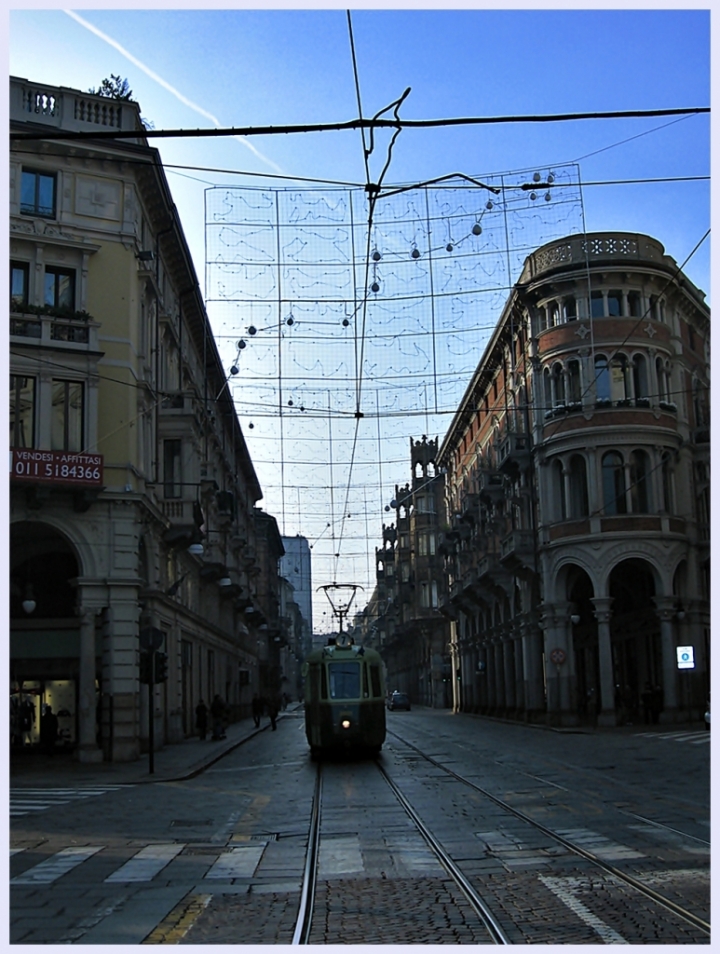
xmin=10 ymin=713 xmax=285 ymax=788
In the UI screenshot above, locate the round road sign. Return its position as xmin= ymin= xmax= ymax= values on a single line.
xmin=549 ymin=647 xmax=566 ymax=665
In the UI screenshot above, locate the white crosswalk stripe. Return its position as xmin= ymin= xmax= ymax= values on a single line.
xmin=554 ymin=828 xmax=644 ymax=860
xmin=10 ymin=786 xmax=131 ymax=817
xmin=11 ymin=846 xmax=103 ymax=884
xmin=11 ymin=841 xmax=274 ymax=887
xmin=105 ymin=843 xmax=185 ymax=883
xmin=634 ymin=730 xmax=709 ymax=744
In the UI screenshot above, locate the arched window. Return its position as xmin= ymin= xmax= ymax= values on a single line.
xmin=602 ymin=451 xmax=627 ymax=515
xmin=543 ymin=367 xmax=552 ymax=413
xmin=591 ymin=291 xmax=604 ymax=318
xmin=567 ymin=359 xmax=581 ymax=403
xmin=607 ymin=289 xmax=623 ymax=316
xmin=552 ymin=363 xmax=564 ymax=406
xmin=569 ymin=454 xmax=589 ymax=518
xmin=594 ymin=355 xmax=610 ymax=402
xmin=553 ymin=459 xmax=566 ymax=521
xmin=655 ymin=357 xmax=668 ymax=401
xmin=610 ymin=354 xmax=629 ymax=402
xmin=629 ymin=449 xmax=650 ymax=513
xmin=549 ymin=302 xmax=560 ymax=327
xmin=661 ymin=452 xmax=673 ymax=513
xmin=632 ymin=354 xmax=648 ymax=400
xmin=563 ymin=297 xmax=577 ymax=321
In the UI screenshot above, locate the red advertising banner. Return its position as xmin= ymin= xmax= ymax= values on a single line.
xmin=10 ymin=448 xmax=104 ymax=487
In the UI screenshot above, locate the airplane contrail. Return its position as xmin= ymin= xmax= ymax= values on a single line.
xmin=63 ymin=9 xmax=285 ymax=174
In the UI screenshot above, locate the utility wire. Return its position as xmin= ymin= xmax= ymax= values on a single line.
xmin=12 ymin=106 xmax=710 ymax=142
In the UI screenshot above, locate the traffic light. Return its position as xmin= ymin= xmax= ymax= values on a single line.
xmin=139 ymin=652 xmax=153 ymax=685
xmin=154 ymin=651 xmax=168 ymax=683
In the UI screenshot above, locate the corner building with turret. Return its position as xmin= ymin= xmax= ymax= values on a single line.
xmin=438 ymin=232 xmax=709 ymax=727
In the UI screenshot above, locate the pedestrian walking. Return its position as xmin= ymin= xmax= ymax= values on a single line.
xmin=251 ymin=693 xmax=264 ymax=728
xmin=40 ymin=704 xmax=58 ymax=755
xmin=210 ymin=694 xmax=227 ymax=740
xmin=195 ymin=699 xmax=208 ymax=740
xmin=267 ymin=695 xmax=279 ymax=731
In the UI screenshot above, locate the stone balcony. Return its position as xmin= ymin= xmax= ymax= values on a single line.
xmin=11 ymin=76 xmax=144 ymax=137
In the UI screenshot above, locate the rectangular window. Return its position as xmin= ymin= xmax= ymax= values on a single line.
xmin=164 ymin=439 xmax=182 ymax=499
xmin=11 ymin=262 xmax=29 ymax=311
xmin=51 ymin=380 xmax=83 ymax=451
xmin=369 ymin=664 xmax=382 ymax=698
xmin=21 ymin=169 xmax=56 ymax=217
xmin=44 ymin=267 xmax=75 ymax=311
xmin=607 ymin=290 xmax=623 ymax=316
xmin=10 ymin=375 xmax=35 ymax=448
xmin=591 ymin=292 xmax=604 ymax=318
xmin=418 ymin=533 xmax=428 ymax=557
xmin=328 ymin=662 xmax=360 ymax=700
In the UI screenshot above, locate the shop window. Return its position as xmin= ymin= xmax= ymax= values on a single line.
xmin=11 ymin=262 xmax=29 ymax=311
xmin=602 ymin=451 xmax=627 ymax=515
xmin=163 ymin=438 xmax=182 ymax=499
xmin=629 ymin=449 xmax=650 ymax=513
xmin=44 ymin=266 xmax=75 ymax=311
xmin=51 ymin=379 xmax=83 ymax=451
xmin=569 ymin=454 xmax=589 ymax=518
xmin=10 ymin=375 xmax=35 ymax=448
xmin=21 ymin=168 xmax=56 ymax=217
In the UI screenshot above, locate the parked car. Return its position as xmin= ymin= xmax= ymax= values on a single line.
xmin=387 ymin=691 xmax=411 ymax=711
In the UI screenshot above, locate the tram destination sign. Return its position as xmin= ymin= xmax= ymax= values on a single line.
xmin=10 ymin=448 xmax=104 ymax=487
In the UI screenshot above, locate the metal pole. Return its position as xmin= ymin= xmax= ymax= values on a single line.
xmin=148 ymin=654 xmax=154 ymax=775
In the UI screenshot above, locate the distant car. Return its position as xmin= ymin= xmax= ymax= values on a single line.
xmin=387 ymin=691 xmax=411 ymax=711
xmin=704 ymin=701 xmax=710 ymax=730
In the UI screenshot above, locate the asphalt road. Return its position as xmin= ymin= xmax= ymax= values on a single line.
xmin=10 ymin=708 xmax=709 ymax=944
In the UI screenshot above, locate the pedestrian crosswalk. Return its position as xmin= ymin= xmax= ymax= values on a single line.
xmin=10 ymin=785 xmax=132 ymax=817
xmin=10 ymin=842 xmax=267 ymax=886
xmin=634 ymin=730 xmax=710 ymax=745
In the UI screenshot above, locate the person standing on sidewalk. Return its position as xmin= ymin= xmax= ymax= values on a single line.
xmin=267 ymin=695 xmax=279 ymax=731
xmin=251 ymin=693 xmax=264 ymax=728
xmin=210 ymin=694 xmax=227 ymax=740
xmin=195 ymin=699 xmax=208 ymax=740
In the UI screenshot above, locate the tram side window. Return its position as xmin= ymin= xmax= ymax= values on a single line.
xmin=369 ymin=664 xmax=382 ymax=698
xmin=328 ymin=662 xmax=360 ymax=699
xmin=320 ymin=666 xmax=328 ymax=700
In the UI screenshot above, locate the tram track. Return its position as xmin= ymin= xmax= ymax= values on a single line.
xmin=387 ymin=728 xmax=710 ymax=939
xmin=291 ymin=757 xmax=510 ymax=944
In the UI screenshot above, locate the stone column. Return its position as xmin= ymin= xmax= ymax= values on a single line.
xmin=77 ymin=607 xmax=102 ymax=763
xmin=503 ymin=637 xmax=516 ymax=712
xmin=653 ymin=596 xmax=679 ymax=720
xmin=513 ymin=633 xmax=525 ymax=713
xmin=541 ymin=602 xmax=578 ymax=726
xmin=521 ymin=622 xmax=545 ymax=716
xmin=591 ymin=597 xmax=616 ymax=726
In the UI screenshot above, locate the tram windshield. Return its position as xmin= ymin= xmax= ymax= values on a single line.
xmin=328 ymin=661 xmax=361 ymax=699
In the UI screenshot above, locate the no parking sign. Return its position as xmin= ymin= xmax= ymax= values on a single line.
xmin=549 ymin=648 xmax=566 ymax=665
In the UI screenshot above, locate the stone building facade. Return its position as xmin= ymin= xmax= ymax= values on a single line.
xmin=437 ymin=231 xmax=710 ymax=726
xmin=373 ymin=437 xmax=452 ymax=707
xmin=10 ymin=77 xmax=285 ymax=761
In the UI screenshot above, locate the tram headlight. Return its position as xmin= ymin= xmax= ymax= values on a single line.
xmin=341 ymin=719 xmax=351 ymax=730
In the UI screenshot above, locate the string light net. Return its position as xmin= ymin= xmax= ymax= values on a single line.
xmin=205 ymin=164 xmax=584 ymax=631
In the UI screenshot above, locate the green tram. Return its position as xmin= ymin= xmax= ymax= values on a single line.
xmin=302 ymin=634 xmax=386 ymax=758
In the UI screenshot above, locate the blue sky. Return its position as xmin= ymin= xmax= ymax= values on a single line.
xmin=10 ymin=8 xmax=710 ymax=631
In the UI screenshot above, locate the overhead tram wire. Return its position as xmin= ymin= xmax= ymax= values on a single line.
xmin=12 ymin=106 xmax=710 ymax=142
